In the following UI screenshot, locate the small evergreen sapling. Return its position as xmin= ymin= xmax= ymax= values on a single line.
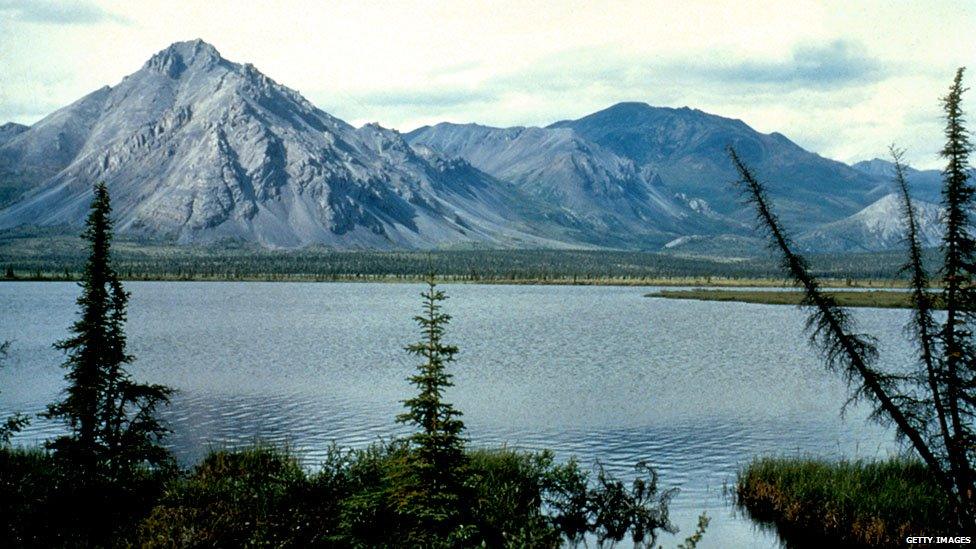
xmin=396 ymin=276 xmax=470 ymax=542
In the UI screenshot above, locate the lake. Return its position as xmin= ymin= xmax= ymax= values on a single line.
xmin=0 ymin=281 xmax=909 ymax=547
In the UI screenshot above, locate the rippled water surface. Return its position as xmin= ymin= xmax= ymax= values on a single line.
xmin=0 ymin=281 xmax=911 ymax=547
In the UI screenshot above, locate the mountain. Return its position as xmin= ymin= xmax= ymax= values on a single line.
xmin=850 ymin=158 xmax=943 ymax=203
xmin=0 ymin=40 xmax=950 ymax=252
xmin=405 ymin=122 xmax=733 ymax=247
xmin=0 ymin=40 xmax=571 ymax=248
xmin=797 ymin=193 xmax=943 ymax=252
xmin=409 ymin=103 xmax=923 ymax=253
xmin=0 ymin=123 xmax=32 ymax=205
xmin=850 ymin=158 xmax=904 ymax=178
xmin=548 ymin=103 xmax=890 ymax=228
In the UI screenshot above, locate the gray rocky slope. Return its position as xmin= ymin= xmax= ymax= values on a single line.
xmin=0 ymin=40 xmax=579 ymax=248
xmin=404 ymin=122 xmax=735 ymax=247
xmin=797 ymin=193 xmax=943 ymax=252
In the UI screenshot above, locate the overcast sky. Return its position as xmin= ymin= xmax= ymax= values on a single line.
xmin=1 ymin=0 xmax=973 ymax=168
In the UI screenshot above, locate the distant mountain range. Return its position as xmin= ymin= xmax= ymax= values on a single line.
xmin=0 ymin=39 xmax=952 ymax=253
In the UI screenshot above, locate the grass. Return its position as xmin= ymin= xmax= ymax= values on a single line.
xmin=646 ymin=288 xmax=942 ymax=309
xmin=735 ymin=457 xmax=951 ymax=547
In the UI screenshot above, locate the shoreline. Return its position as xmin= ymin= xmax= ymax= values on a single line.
xmin=646 ymin=288 xmax=939 ymax=309
xmin=0 ymin=274 xmax=916 ymax=288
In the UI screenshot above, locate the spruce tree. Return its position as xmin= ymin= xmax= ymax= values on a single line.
xmin=937 ymin=67 xmax=976 ymax=516
xmin=729 ymin=147 xmax=960 ymax=519
xmin=727 ymin=68 xmax=976 ymax=527
xmin=396 ymin=276 xmax=469 ymax=542
xmin=44 ymin=182 xmax=172 ymax=479
xmin=891 ymin=146 xmax=953 ymax=463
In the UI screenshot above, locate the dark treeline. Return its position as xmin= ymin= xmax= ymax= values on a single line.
xmin=0 ymin=231 xmax=935 ymax=282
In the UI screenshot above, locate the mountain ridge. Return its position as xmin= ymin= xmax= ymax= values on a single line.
xmin=0 ymin=39 xmax=948 ymax=253
xmin=547 ymin=101 xmax=890 ymax=228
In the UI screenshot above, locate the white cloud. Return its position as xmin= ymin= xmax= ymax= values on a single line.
xmin=0 ymin=0 xmax=126 ymax=25
xmin=0 ymin=0 xmax=973 ymax=168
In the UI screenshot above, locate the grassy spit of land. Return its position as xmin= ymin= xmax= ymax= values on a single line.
xmin=646 ymin=288 xmax=940 ymax=308
xmin=735 ymin=457 xmax=951 ymax=547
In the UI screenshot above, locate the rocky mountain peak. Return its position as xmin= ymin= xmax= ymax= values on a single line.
xmin=798 ymin=192 xmax=944 ymax=252
xmin=143 ymin=38 xmax=224 ymax=78
xmin=0 ymin=39 xmax=573 ymax=249
xmin=851 ymin=158 xmax=900 ymax=177
xmin=0 ymin=122 xmax=28 ymax=132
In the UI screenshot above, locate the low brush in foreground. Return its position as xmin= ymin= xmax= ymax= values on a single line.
xmin=736 ymin=457 xmax=951 ymax=547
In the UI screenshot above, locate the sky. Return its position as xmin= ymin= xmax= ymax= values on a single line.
xmin=0 ymin=0 xmax=973 ymax=168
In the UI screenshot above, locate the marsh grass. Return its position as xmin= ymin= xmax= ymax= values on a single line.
xmin=647 ymin=288 xmax=942 ymax=309
xmin=736 ymin=457 xmax=952 ymax=547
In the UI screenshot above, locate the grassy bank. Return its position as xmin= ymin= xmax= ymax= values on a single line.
xmin=646 ymin=288 xmax=939 ymax=308
xmin=735 ymin=457 xmax=951 ymax=547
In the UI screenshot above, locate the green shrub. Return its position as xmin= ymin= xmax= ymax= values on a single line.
xmin=131 ymin=443 xmax=688 ymax=548
xmin=0 ymin=441 xmax=694 ymax=547
xmin=466 ymin=448 xmax=562 ymax=547
xmin=330 ymin=440 xmax=412 ymax=546
xmin=0 ymin=446 xmax=171 ymax=546
xmin=137 ymin=445 xmax=318 ymax=547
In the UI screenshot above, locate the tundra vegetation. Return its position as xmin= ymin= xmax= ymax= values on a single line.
xmin=732 ymin=68 xmax=975 ymax=543
xmin=736 ymin=457 xmax=950 ymax=546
